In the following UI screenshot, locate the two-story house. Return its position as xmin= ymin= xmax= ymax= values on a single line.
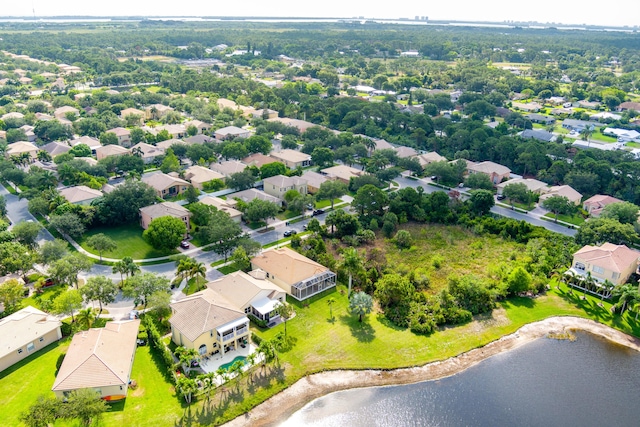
xmin=263 ymin=175 xmax=308 ymax=199
xmin=571 ymin=243 xmax=640 ymax=286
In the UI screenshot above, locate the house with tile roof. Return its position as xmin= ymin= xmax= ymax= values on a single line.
xmin=413 ymin=152 xmax=447 ymax=168
xmin=200 ymin=196 xmax=242 ymax=223
xmin=570 ymin=243 xmax=640 ymax=286
xmin=232 ymin=188 xmax=282 ymax=207
xmin=209 ymin=160 xmax=248 ymax=177
xmin=206 ymin=270 xmax=286 ymax=324
xmin=299 ymin=170 xmax=330 ymax=193
xmin=251 ymin=247 xmax=337 ymax=301
xmin=52 ymin=320 xmax=139 ymax=400
xmin=141 ymin=172 xmax=191 ymax=199
xmin=269 ymin=149 xmax=312 ymax=169
xmin=130 ymin=142 xmax=165 ymax=164
xmin=583 ymin=194 xmax=625 ymax=218
xmin=539 ymin=185 xmax=583 ymax=205
xmin=321 ymin=164 xmax=364 ymax=184
xmin=184 ymin=165 xmax=225 ymax=190
xmin=42 ymin=141 xmax=71 ymax=157
xmin=263 ymin=175 xmax=308 ymax=199
xmin=139 ymin=201 xmax=191 ymax=235
xmin=214 ymin=126 xmax=250 ymax=141
xmin=242 ymin=153 xmax=279 ymax=169
xmin=466 ymin=161 xmax=511 ymax=185
xmin=0 ymin=306 xmax=62 ymax=372
xmin=59 ymin=185 xmax=103 ymax=205
xmin=169 ymin=288 xmax=250 ymax=356
xmin=6 ymin=141 xmax=38 ymax=160
xmin=496 ymin=178 xmax=549 ymax=195
xmin=69 ymin=136 xmax=101 ymax=154
xmin=95 ymin=144 xmax=130 ymax=161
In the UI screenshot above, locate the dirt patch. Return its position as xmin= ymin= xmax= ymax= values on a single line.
xmin=222 ymin=317 xmax=640 ymax=427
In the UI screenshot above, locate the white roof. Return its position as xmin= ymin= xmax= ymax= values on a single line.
xmin=252 ymin=297 xmax=280 ymax=315
xmin=0 ymin=306 xmax=61 ymax=360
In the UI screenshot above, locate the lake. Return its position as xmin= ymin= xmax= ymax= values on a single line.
xmin=280 ymin=332 xmax=640 ymax=427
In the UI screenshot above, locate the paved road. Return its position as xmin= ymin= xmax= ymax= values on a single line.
xmin=1 ymin=184 xmax=55 ymax=244
xmin=395 ymin=176 xmax=577 ymax=237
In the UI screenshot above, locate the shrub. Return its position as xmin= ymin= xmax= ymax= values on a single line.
xmin=248 ymin=314 xmax=268 ymax=329
xmin=432 ymin=255 xmax=444 ymax=269
xmin=251 ymin=332 xmax=263 ymax=345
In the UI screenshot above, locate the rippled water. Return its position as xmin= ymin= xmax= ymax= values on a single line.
xmin=281 ymin=332 xmax=640 ymax=427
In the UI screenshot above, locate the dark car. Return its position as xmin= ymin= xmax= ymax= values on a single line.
xmin=283 ymin=230 xmax=297 ymax=237
xmin=312 ymin=209 xmax=325 ymax=216
xmin=180 ymin=241 xmax=190 ymax=249
xmin=42 ymin=278 xmax=55 ymax=288
xmin=496 ymin=194 xmax=506 ymax=201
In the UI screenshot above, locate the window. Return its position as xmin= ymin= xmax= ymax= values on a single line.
xmin=244 ymin=307 xmax=251 ymax=314
xmin=27 ymin=342 xmax=35 ymax=353
xmin=17 ymin=349 xmax=23 ymax=354
xmin=592 ymin=266 xmax=605 ymax=274
xmin=39 ymin=337 xmax=44 ymax=342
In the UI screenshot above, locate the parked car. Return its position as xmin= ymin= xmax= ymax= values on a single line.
xmin=306 ymin=203 xmax=314 ymax=210
xmin=497 ymin=194 xmax=506 ymax=201
xmin=283 ymin=230 xmax=297 ymax=237
xmin=129 ymin=310 xmax=139 ymax=320
xmin=180 ymin=241 xmax=190 ymax=249
xmin=312 ymin=209 xmax=325 ymax=216
xmin=42 ymin=278 xmax=55 ymax=288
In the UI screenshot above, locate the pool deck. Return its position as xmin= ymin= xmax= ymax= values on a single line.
xmin=199 ymin=344 xmax=261 ymax=380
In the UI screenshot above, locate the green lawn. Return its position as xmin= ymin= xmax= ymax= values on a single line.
xmin=543 ymin=212 xmax=585 ymax=226
xmin=590 ymin=132 xmax=617 ymax=143
xmin=79 ymin=225 xmax=176 ymax=260
xmin=0 ymin=339 xmax=68 ymax=427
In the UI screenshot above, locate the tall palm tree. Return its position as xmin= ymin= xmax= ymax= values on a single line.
xmin=340 ymin=248 xmax=363 ymax=296
xmin=245 ymin=352 xmax=257 ymax=385
xmin=112 ymin=260 xmax=127 ymax=285
xmin=123 ymin=257 xmax=140 ymax=278
xmin=190 ymin=261 xmax=207 ymax=285
xmin=176 ymin=258 xmax=195 ymax=283
xmin=611 ymin=284 xmax=638 ymax=314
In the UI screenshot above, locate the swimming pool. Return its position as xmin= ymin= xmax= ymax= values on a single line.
xmin=219 ymin=356 xmax=247 ymax=371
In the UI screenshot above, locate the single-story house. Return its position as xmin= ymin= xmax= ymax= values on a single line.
xmin=145 ymin=104 xmax=174 ymax=120
xmin=520 ymin=129 xmax=556 ymax=142
xmin=183 ymin=134 xmax=214 ymax=145
xmin=119 ymin=108 xmax=145 ymax=125
xmin=570 ymin=243 xmax=640 ymax=286
xmin=153 ymin=124 xmax=186 ymax=140
xmin=214 ymin=126 xmax=251 ymax=141
xmin=414 ymin=152 xmax=447 ymax=168
xmin=268 ymin=117 xmax=319 ymax=134
xmin=512 ymin=102 xmax=543 ymax=113
xmin=59 ymin=185 xmax=103 ymax=205
xmin=269 ymin=149 xmax=312 ymax=169
xmin=0 ymin=111 xmax=24 ymax=121
xmin=52 ymin=320 xmax=140 ymax=401
xmin=6 ymin=141 xmax=39 ymax=160
xmin=139 ymin=201 xmax=191 ymax=235
xmin=69 ymin=136 xmax=101 ymax=154
xmin=300 ymin=170 xmax=330 ymax=193
xmin=574 ymin=100 xmax=600 ymax=110
xmin=539 ymin=185 xmax=583 ymax=205
xmin=590 ymin=112 xmax=622 ymax=121
xmin=583 ymin=194 xmax=624 ymax=218
xmin=618 ymin=102 xmax=640 ymax=112
xmin=42 ymin=141 xmax=71 ymax=157
xmin=466 ymin=161 xmax=511 ymax=185
xmin=106 ymin=127 xmax=132 ymax=147
xmin=95 ymin=144 xmax=130 ymax=161
xmin=184 ymin=165 xmax=225 ymax=190
xmin=0 ymin=306 xmax=62 ymax=373
xmin=603 ymin=128 xmax=640 ymax=142
xmin=169 ymin=288 xmax=250 ymax=356
xmin=251 ymin=247 xmax=337 ymax=301
xmin=524 ymin=114 xmax=556 ymax=125
xmin=496 ymin=178 xmax=548 ymax=195
xmin=562 ymin=119 xmax=601 ymax=132
xmin=242 ymin=153 xmax=279 ymax=169
xmin=395 ymin=146 xmax=418 ymax=159
xmin=184 ymin=120 xmax=212 ymax=134
xmin=200 ymin=196 xmax=242 ymax=223
xmin=206 ymin=270 xmax=286 ymax=324
xmin=251 ymin=108 xmax=279 ymax=119
xmin=210 ymin=160 xmax=248 ymax=178
xmin=53 ymin=106 xmax=79 ymax=120
xmin=321 ymin=165 xmax=364 ymax=184
xmin=372 ymin=138 xmax=394 ymax=151
xmin=263 ymin=175 xmax=308 ymax=199
xmin=155 ymin=138 xmax=184 ymax=151
xmin=141 ymin=172 xmax=191 ymax=199
xmin=233 ymin=188 xmax=282 ymax=207
xmin=130 ymin=142 xmax=165 ymax=164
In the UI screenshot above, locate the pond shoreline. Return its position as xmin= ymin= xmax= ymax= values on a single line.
xmin=222 ymin=316 xmax=640 ymax=427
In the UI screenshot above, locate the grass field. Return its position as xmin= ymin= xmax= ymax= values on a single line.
xmin=543 ymin=212 xmax=586 ymax=226
xmin=380 ymin=224 xmax=522 ymax=291
xmin=79 ymin=225 xmax=176 ymax=260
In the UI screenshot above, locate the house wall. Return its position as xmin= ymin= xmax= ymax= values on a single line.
xmin=171 ymin=327 xmax=222 ymax=356
xmin=0 ymin=327 xmax=62 ymax=372
xmin=572 ymin=256 xmax=636 ymax=286
xmin=54 ymin=384 xmax=127 ymax=400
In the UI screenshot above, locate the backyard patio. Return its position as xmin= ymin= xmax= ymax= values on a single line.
xmin=197 ymin=343 xmax=261 ymax=383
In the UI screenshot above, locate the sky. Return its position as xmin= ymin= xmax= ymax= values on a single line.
xmin=1 ymin=1 xmax=639 ymax=28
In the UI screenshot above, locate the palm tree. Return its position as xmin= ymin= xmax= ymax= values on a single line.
xmin=190 ymin=261 xmax=207 ymax=286
xmin=112 ymin=260 xmax=127 ymax=285
xmin=581 ymin=127 xmax=594 ymax=147
xmin=612 ymin=284 xmax=638 ymax=314
xmin=340 ymin=248 xmax=363 ymax=296
xmin=275 ymin=302 xmax=295 ymax=339
xmin=76 ymin=307 xmax=96 ymax=330
xmin=216 ymin=367 xmax=229 ymax=387
xmin=230 ymin=359 xmax=245 ymax=389
xmin=245 ymin=352 xmax=257 ymax=385
xmin=123 ymin=257 xmax=140 ymax=278
xmin=327 ymin=297 xmax=336 ymax=320
xmin=176 ymin=258 xmax=195 ymax=283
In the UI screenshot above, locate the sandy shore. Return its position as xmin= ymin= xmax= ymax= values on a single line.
xmin=222 ymin=316 xmax=640 ymax=427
